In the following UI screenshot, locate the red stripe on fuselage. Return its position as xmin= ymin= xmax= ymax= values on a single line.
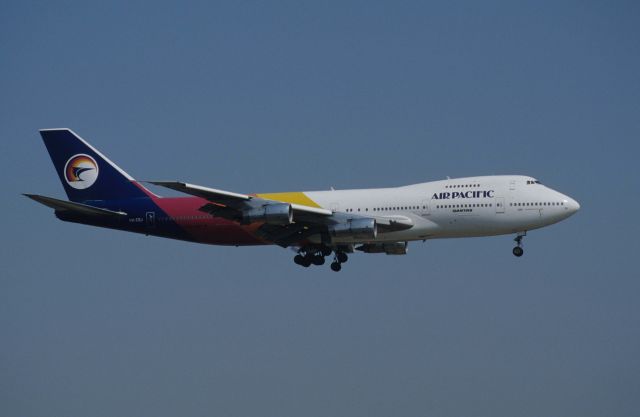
xmin=152 ymin=196 xmax=266 ymax=246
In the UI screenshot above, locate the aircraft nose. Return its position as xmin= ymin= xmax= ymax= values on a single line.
xmin=572 ymin=198 xmax=581 ymax=212
xmin=565 ymin=197 xmax=580 ymax=214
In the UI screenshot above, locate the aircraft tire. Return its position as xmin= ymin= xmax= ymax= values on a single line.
xmin=512 ymin=247 xmax=524 ymax=257
xmin=330 ymin=262 xmax=342 ymax=272
xmin=336 ymin=252 xmax=348 ymax=263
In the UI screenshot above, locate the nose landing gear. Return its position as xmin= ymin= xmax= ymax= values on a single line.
xmin=513 ymin=232 xmax=526 ymax=257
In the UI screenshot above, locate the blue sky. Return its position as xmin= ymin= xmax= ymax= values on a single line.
xmin=1 ymin=1 xmax=639 ymax=416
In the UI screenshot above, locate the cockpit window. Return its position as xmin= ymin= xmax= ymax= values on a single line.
xmin=526 ymin=180 xmax=542 ymax=185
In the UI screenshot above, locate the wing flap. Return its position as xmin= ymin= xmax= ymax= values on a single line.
xmin=198 ymin=202 xmax=243 ymax=221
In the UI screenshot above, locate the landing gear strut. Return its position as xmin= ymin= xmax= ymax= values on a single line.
xmin=513 ymin=232 xmax=526 ymax=257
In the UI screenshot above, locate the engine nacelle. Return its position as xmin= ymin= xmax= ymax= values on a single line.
xmin=243 ymin=203 xmax=293 ymax=225
xmin=329 ymin=218 xmax=377 ymax=240
xmin=356 ymin=242 xmax=408 ymax=255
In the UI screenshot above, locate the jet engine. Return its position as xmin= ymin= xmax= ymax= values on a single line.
xmin=243 ymin=203 xmax=293 ymax=225
xmin=329 ymin=218 xmax=377 ymax=240
xmin=356 ymin=241 xmax=408 ymax=255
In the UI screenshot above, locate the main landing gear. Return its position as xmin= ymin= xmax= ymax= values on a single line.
xmin=294 ymin=247 xmax=348 ymax=272
xmin=513 ymin=232 xmax=526 ymax=257
xmin=330 ymin=251 xmax=348 ymax=272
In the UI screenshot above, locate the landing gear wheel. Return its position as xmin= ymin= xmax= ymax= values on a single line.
xmin=512 ymin=232 xmax=526 ymax=258
xmin=294 ymin=254 xmax=311 ymax=267
xmin=330 ymin=261 xmax=342 ymax=272
xmin=336 ymin=252 xmax=348 ymax=263
xmin=312 ymin=255 xmax=325 ymax=266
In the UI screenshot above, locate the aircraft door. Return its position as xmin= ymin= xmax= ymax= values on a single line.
xmin=421 ymin=200 xmax=430 ymax=215
xmin=495 ymin=197 xmax=505 ymax=214
xmin=146 ymin=211 xmax=156 ymax=228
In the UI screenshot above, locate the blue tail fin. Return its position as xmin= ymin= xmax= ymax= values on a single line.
xmin=40 ymin=128 xmax=151 ymax=202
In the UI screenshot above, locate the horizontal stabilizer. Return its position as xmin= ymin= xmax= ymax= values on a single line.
xmin=24 ymin=194 xmax=127 ymax=217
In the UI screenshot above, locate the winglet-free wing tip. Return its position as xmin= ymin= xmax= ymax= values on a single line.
xmin=39 ymin=128 xmax=72 ymax=132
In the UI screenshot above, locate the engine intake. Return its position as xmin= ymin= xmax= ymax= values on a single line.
xmin=356 ymin=242 xmax=408 ymax=255
xmin=329 ymin=218 xmax=377 ymax=240
xmin=243 ymin=203 xmax=293 ymax=225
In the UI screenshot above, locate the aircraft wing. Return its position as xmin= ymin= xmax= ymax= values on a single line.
xmin=149 ymin=181 xmax=412 ymax=247
xmin=149 ymin=181 xmax=333 ymax=221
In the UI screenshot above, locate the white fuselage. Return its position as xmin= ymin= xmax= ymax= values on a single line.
xmin=305 ymin=175 xmax=580 ymax=244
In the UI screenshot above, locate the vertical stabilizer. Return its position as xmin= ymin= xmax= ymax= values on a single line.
xmin=39 ymin=128 xmax=151 ymax=202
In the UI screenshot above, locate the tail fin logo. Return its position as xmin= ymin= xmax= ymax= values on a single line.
xmin=64 ymin=154 xmax=99 ymax=189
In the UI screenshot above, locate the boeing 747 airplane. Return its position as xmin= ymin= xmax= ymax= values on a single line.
xmin=26 ymin=129 xmax=580 ymax=271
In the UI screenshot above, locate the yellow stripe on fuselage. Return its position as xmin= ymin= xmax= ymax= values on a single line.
xmin=256 ymin=192 xmax=321 ymax=208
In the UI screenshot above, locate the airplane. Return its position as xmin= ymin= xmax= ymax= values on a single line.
xmin=25 ymin=129 xmax=580 ymax=271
